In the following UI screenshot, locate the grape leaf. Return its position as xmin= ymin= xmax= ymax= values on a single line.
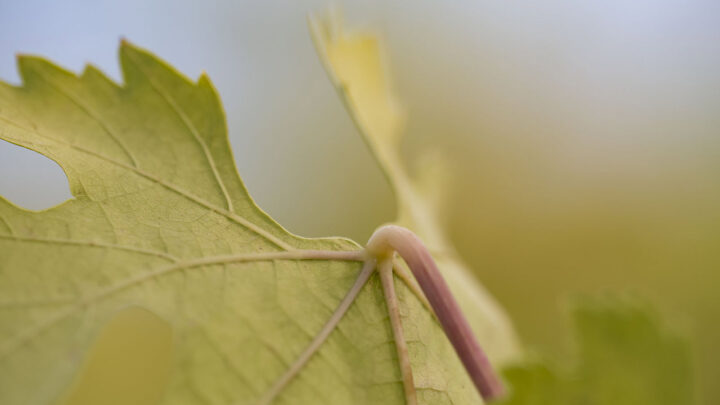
xmin=309 ymin=11 xmax=521 ymax=367
xmin=500 ymin=299 xmax=695 ymax=405
xmin=0 ymin=42 xmax=495 ymax=404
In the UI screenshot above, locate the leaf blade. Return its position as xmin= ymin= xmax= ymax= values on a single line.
xmin=0 ymin=41 xmax=483 ymax=405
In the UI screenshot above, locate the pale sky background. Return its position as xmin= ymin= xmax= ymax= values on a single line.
xmin=2 ymin=0 xmax=719 ymax=234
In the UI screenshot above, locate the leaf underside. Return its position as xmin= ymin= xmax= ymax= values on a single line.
xmin=0 ymin=42 xmax=489 ymax=405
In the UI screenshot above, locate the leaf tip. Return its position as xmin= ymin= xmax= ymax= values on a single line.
xmin=118 ymin=38 xmax=140 ymax=58
xmin=15 ymin=54 xmax=50 ymax=85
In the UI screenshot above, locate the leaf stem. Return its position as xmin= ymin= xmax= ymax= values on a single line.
xmin=367 ymin=225 xmax=505 ymax=402
xmin=379 ymin=257 xmax=417 ymax=405
xmin=392 ymin=258 xmax=435 ymax=319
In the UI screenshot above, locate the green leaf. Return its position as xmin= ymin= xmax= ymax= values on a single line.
xmin=0 ymin=42 xmax=491 ymax=405
xmin=500 ymin=299 xmax=695 ymax=405
xmin=309 ymin=11 xmax=521 ymax=367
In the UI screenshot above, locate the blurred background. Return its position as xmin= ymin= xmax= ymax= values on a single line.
xmin=1 ymin=0 xmax=719 ymax=403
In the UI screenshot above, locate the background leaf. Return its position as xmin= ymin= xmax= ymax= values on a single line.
xmin=309 ymin=10 xmax=522 ymax=368
xmin=500 ymin=299 xmax=695 ymax=405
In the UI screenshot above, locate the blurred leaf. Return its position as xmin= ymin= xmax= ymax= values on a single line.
xmin=501 ymin=299 xmax=695 ymax=405
xmin=309 ymin=10 xmax=521 ymax=367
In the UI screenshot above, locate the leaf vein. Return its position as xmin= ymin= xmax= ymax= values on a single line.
xmin=0 ymin=115 xmax=293 ymax=250
xmin=32 ymin=70 xmax=139 ymax=168
xmin=0 ymin=233 xmax=178 ymax=261
xmin=122 ymin=49 xmax=235 ymax=213
xmin=0 ymin=249 xmax=364 ymax=360
xmin=0 ymin=216 xmax=14 ymax=234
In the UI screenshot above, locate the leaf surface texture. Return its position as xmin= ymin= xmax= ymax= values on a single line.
xmin=0 ymin=42 xmax=493 ymax=405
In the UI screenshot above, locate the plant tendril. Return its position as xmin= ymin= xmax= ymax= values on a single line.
xmin=367 ymin=225 xmax=505 ymax=402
